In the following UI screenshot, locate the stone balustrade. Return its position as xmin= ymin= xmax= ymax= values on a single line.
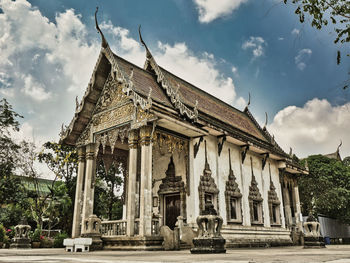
xmin=101 ymin=220 xmax=127 ymax=236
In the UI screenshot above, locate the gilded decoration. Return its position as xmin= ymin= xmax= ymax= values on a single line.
xmin=92 ymin=103 xmax=134 ymax=133
xmin=153 ymin=131 xmax=187 ymax=154
xmin=94 ymin=73 xmax=129 ymax=114
xmin=76 ymin=122 xmax=92 ymax=147
xmin=94 ymin=126 xmax=130 ymax=156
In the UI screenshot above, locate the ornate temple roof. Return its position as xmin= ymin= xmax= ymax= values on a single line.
xmin=324 ymin=141 xmax=342 ymax=161
xmin=60 ymin=9 xmax=305 ymax=171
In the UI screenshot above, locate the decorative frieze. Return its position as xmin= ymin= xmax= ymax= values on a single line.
xmin=92 ymin=103 xmax=134 ymax=132
xmin=153 ymin=131 xmax=188 ymax=154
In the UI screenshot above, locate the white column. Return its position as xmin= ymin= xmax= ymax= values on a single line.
xmin=139 ymin=126 xmax=153 ymax=236
xmin=72 ymin=146 xmax=85 ymax=238
xmin=126 ymin=130 xmax=138 ymax=236
xmin=81 ymin=143 xmax=96 ymax=234
xmin=282 ymin=180 xmax=292 ymax=228
xmin=294 ymin=181 xmax=302 ymax=227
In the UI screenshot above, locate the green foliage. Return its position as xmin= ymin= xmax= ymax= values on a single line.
xmin=0 ymin=224 xmax=6 ymax=242
xmin=0 ymin=99 xmax=23 ymax=205
xmin=299 ymin=155 xmax=350 ymax=223
xmin=30 ymin=228 xmax=42 ymax=242
xmin=38 ymin=142 xmax=78 ymax=234
xmin=94 ymin=161 xmax=124 ymax=220
xmin=53 ymin=232 xmax=68 ymax=248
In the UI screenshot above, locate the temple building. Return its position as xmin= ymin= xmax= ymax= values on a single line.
xmin=60 ymin=10 xmax=307 ymax=249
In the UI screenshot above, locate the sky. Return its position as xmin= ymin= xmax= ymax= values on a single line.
xmin=0 ymin=0 xmax=349 ymax=160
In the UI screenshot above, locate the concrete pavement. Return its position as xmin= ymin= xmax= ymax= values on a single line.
xmin=0 ymin=245 xmax=350 ymax=263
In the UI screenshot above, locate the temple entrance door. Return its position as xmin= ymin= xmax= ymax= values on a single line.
xmin=164 ymin=194 xmax=180 ymax=230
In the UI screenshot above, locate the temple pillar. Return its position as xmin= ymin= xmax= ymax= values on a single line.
xmin=126 ymin=130 xmax=138 ymax=236
xmin=294 ymin=181 xmax=302 ymax=227
xmin=72 ymin=146 xmax=86 ymax=238
xmin=282 ymin=180 xmax=292 ymax=228
xmin=81 ymin=143 xmax=96 ymax=234
xmin=139 ymin=126 xmax=153 ymax=236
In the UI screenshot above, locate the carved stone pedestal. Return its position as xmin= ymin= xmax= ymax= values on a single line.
xmin=82 ymin=215 xmax=103 ymax=250
xmin=303 ymin=214 xmax=325 ymax=249
xmin=191 ymin=237 xmax=226 ymax=254
xmin=190 ymin=203 xmax=226 ymax=254
xmin=10 ymin=219 xmax=31 ymax=249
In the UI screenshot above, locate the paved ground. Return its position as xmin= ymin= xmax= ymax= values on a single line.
xmin=0 ymin=245 xmax=350 ymax=263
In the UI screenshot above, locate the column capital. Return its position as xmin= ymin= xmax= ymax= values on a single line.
xmin=77 ymin=146 xmax=86 ymax=162
xmin=86 ymin=143 xmax=96 ymax=160
xmin=128 ymin=129 xmax=139 ymax=149
xmin=139 ymin=126 xmax=153 ymax=146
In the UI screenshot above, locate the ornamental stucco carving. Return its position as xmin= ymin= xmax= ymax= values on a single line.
xmin=92 ymin=104 xmax=134 ymax=132
xmin=198 ymin=141 xmax=219 ymax=214
xmin=94 ymin=73 xmax=129 ymax=114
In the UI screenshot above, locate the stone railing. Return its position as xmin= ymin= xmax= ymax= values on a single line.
xmin=101 ymin=220 xmax=127 ymax=236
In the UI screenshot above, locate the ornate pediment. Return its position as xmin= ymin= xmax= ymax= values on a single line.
xmin=248 ymin=157 xmax=263 ymax=202
xmin=225 ymin=149 xmax=242 ymax=198
xmin=158 ymin=156 xmax=185 ymax=195
xmin=94 ymin=73 xmax=129 ymax=114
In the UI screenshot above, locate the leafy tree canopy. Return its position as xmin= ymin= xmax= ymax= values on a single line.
xmin=299 ymin=154 xmax=350 ymax=223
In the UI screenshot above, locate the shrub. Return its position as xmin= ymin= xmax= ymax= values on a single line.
xmin=53 ymin=232 xmax=68 ymax=248
xmin=6 ymin=227 xmax=15 ymax=239
xmin=31 ymin=228 xmax=41 ymax=242
xmin=0 ymin=224 xmax=6 ymax=243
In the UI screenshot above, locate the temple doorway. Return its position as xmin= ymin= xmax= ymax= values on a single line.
xmin=164 ymin=194 xmax=180 ymax=230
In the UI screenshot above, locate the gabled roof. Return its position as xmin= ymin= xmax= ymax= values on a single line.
xmin=60 ymin=11 xmax=293 ymax=162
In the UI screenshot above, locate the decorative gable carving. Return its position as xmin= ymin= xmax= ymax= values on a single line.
xmin=94 ymin=73 xmax=129 ymax=114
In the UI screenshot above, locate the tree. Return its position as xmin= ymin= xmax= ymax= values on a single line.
xmin=94 ymin=161 xmax=124 ymax=220
xmin=299 ymin=155 xmax=350 ymax=223
xmin=17 ymin=141 xmax=60 ymax=229
xmin=0 ymin=99 xmax=23 ymax=205
xmin=37 ymin=141 xmax=78 ymax=234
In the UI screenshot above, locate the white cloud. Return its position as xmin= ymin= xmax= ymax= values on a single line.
xmin=232 ymin=66 xmax=238 ymax=75
xmin=291 ymin=28 xmax=300 ymax=35
xmin=268 ymin=98 xmax=350 ymax=158
xmin=193 ymin=0 xmax=248 ymax=23
xmin=0 ymin=0 xmax=245 ymax=152
xmin=156 ymin=42 xmax=239 ymax=105
xmin=278 ymin=37 xmax=284 ymax=41
xmin=101 ymin=21 xmax=243 ymax=106
xmin=242 ymin=36 xmax=266 ymax=59
xmin=0 ymin=0 xmax=101 ymax=145
xmin=295 ymin=48 xmax=312 ymax=70
xmin=21 ymin=74 xmax=51 ymax=101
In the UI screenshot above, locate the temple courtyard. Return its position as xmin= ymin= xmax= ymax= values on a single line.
xmin=1 ymin=246 xmax=350 ymax=263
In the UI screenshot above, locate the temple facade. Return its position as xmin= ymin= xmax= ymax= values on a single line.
xmin=60 ymin=11 xmax=307 ymax=249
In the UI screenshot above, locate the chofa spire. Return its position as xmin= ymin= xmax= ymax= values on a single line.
xmin=95 ymin=7 xmax=108 ymax=48
xmin=138 ymin=25 xmax=198 ymax=122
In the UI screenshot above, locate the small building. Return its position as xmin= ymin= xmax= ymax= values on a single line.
xmin=60 ymin=13 xmax=307 ymax=249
